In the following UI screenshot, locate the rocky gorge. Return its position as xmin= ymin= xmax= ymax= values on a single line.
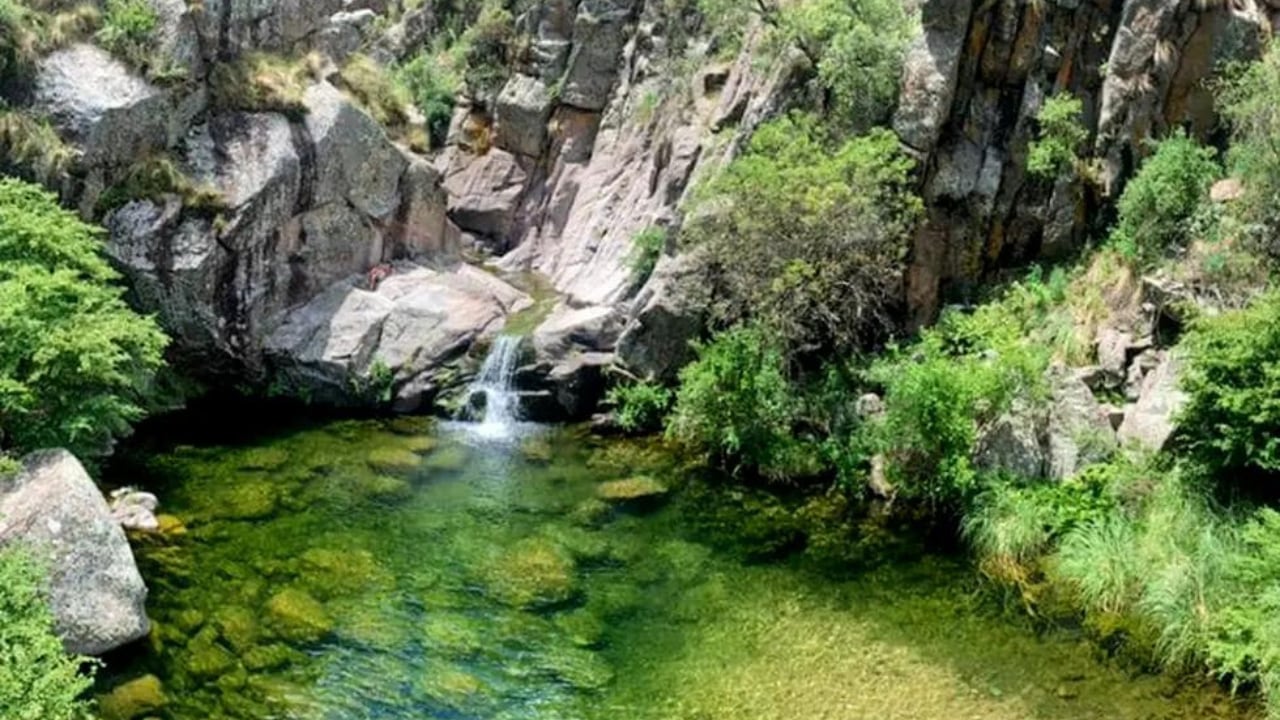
xmin=2 ymin=0 xmax=1280 ymax=712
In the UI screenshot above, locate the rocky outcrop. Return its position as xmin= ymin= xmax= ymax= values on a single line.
xmin=1118 ymin=350 xmax=1187 ymax=452
xmin=897 ymin=0 xmax=1271 ymax=324
xmin=266 ymin=264 xmax=529 ymax=410
xmin=975 ymin=367 xmax=1116 ymax=481
xmin=0 ymin=451 xmax=150 ymax=655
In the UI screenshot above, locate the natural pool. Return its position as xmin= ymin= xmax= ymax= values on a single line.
xmin=96 ymin=415 xmax=1262 ymax=720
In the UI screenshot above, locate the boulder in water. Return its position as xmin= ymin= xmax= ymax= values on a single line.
xmin=97 ymin=674 xmax=168 ymax=720
xmin=265 ymin=588 xmax=333 ymax=643
xmin=596 ymin=477 xmax=668 ymax=509
xmin=482 ymin=537 xmax=579 ymax=610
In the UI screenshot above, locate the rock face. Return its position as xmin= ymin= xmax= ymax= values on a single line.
xmin=0 ymin=451 xmax=150 ymax=655
xmin=1119 ymin=350 xmax=1187 ymax=452
xmin=897 ymin=0 xmax=1271 ymax=324
xmin=266 ymin=264 xmax=530 ymax=410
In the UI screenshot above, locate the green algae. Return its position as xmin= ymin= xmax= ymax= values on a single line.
xmin=98 ymin=418 xmax=1264 ymax=720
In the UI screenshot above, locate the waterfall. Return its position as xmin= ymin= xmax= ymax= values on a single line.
xmin=470 ymin=335 xmax=523 ymax=437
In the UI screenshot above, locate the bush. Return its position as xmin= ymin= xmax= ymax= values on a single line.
xmin=457 ymin=1 xmax=514 ymax=101
xmin=0 ymin=177 xmax=168 ymax=456
xmin=398 ymin=49 xmax=461 ymax=149
xmin=96 ymin=155 xmax=226 ymax=215
xmin=0 ymin=110 xmax=78 ymax=187
xmin=1109 ymin=132 xmax=1221 ymax=258
xmin=685 ymin=113 xmax=919 ymax=356
xmin=627 ymin=226 xmax=666 ymax=288
xmin=96 ymin=0 xmax=158 ymax=73
xmin=1223 ymin=44 xmax=1280 ymax=256
xmin=667 ymin=325 xmax=821 ymax=480
xmin=606 ymin=381 xmax=673 ymax=433
xmin=1027 ymin=93 xmax=1087 ymax=180
xmin=1179 ymin=290 xmax=1280 ymax=481
xmin=0 ymin=547 xmax=96 ymax=720
xmin=777 ymin=0 xmax=916 ymax=132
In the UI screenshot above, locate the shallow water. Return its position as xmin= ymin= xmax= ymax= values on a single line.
xmin=98 ymin=417 xmax=1261 ymax=720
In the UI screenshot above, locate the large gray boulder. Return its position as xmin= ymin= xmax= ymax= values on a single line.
xmin=32 ymin=44 xmax=171 ymax=170
xmin=1119 ymin=350 xmax=1187 ymax=452
xmin=1046 ymin=371 xmax=1117 ymax=480
xmin=892 ymin=0 xmax=973 ymax=153
xmin=974 ymin=402 xmax=1046 ymax=480
xmin=533 ymin=303 xmax=624 ymax=359
xmin=442 ymin=149 xmax=529 ymax=243
xmin=303 ymin=82 xmax=407 ymax=220
xmin=560 ymin=0 xmax=638 ymax=111
xmin=266 ymin=264 xmax=530 ymax=409
xmin=0 ymin=451 xmax=149 ymax=655
xmin=495 ymin=74 xmax=554 ymax=157
xmin=616 ymin=253 xmax=706 ymax=382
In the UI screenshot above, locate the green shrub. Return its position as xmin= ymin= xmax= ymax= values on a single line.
xmin=1108 ymin=132 xmax=1221 ymax=258
xmin=778 ymin=0 xmax=916 ymax=132
xmin=1223 ymin=44 xmax=1280 ymax=255
xmin=0 ymin=177 xmax=168 ymax=456
xmin=667 ymin=325 xmax=821 ymax=480
xmin=1179 ymin=290 xmax=1280 ymax=480
xmin=606 ymin=381 xmax=673 ymax=433
xmin=96 ymin=0 xmax=157 ymax=72
xmin=627 ymin=227 xmax=666 ymax=287
xmin=398 ymin=49 xmax=460 ymax=149
xmin=457 ymin=1 xmax=514 ymax=101
xmin=685 ymin=113 xmax=920 ymax=356
xmin=0 ymin=546 xmax=96 ymax=720
xmin=1027 ymin=93 xmax=1087 ymax=180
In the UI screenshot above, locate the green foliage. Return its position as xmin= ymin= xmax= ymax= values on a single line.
xmin=667 ymin=325 xmax=821 ymax=480
xmin=456 ymin=0 xmax=514 ymax=101
xmin=0 ymin=109 xmax=78 ymax=187
xmin=606 ymin=381 xmax=673 ymax=433
xmin=1027 ymin=93 xmax=1087 ymax=180
xmin=865 ymin=286 xmax=1051 ymax=506
xmin=95 ymin=0 xmax=157 ymax=73
xmin=0 ymin=1 xmax=100 ymax=94
xmin=96 ymin=155 xmax=226 ymax=215
xmin=398 ymin=49 xmax=460 ymax=149
xmin=0 ymin=546 xmax=96 ymax=720
xmin=775 ymin=0 xmax=916 ymax=132
xmin=1179 ymin=290 xmax=1280 ymax=480
xmin=1222 ymin=44 xmax=1280 ymax=255
xmin=627 ymin=227 xmax=666 ymax=287
xmin=1109 ymin=132 xmax=1221 ymax=259
xmin=338 ymin=54 xmax=413 ymax=131
xmin=0 ymin=177 xmax=168 ymax=456
xmin=686 ymin=113 xmax=920 ymax=355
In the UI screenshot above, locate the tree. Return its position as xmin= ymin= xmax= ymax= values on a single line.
xmin=1027 ymin=93 xmax=1088 ymax=180
xmin=1222 ymin=44 xmax=1280 ymax=258
xmin=0 ymin=547 xmax=96 ymax=720
xmin=0 ymin=177 xmax=168 ymax=457
xmin=1109 ymin=131 xmax=1220 ymax=258
xmin=684 ymin=113 xmax=920 ymax=357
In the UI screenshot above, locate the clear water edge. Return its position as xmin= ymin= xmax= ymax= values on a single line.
xmin=96 ymin=413 xmax=1263 ymax=720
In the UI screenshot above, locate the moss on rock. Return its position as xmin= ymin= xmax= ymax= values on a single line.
xmin=482 ymin=537 xmax=579 ymax=610
xmin=367 ymin=446 xmax=422 ymax=473
xmin=266 ymin=587 xmax=333 ymax=643
xmin=597 ymin=476 xmax=668 ymax=507
xmin=98 ymin=674 xmax=168 ymax=720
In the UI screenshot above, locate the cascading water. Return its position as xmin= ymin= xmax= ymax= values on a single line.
xmin=469 ymin=335 xmax=523 ymax=438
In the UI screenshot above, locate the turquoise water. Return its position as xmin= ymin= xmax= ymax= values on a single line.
xmin=96 ymin=417 xmax=1261 ymax=720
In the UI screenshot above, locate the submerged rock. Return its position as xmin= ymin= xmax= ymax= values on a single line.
xmin=596 ymin=476 xmax=668 ymax=508
xmin=0 ymin=450 xmax=150 ymax=655
xmin=97 ymin=674 xmax=168 ymax=720
xmin=266 ymin=588 xmax=333 ymax=643
xmin=482 ymin=537 xmax=579 ymax=610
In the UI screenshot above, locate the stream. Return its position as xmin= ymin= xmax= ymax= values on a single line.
xmin=95 ymin=378 xmax=1261 ymax=719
